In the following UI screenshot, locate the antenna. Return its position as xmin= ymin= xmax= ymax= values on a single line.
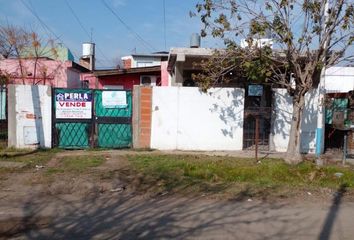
xmin=90 ymin=28 xmax=93 ymax=43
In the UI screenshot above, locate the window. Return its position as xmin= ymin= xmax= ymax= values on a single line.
xmin=136 ymin=61 xmax=154 ymax=67
xmin=140 ymin=76 xmax=157 ymax=86
xmin=81 ymin=80 xmax=89 ymax=89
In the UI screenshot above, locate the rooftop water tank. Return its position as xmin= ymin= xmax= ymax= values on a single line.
xmin=190 ymin=33 xmax=201 ymax=48
xmin=82 ymin=42 xmax=95 ymax=57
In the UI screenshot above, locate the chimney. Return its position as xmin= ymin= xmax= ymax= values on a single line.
xmin=80 ymin=42 xmax=95 ymax=71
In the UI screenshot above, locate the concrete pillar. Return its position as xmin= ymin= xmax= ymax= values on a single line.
xmin=174 ymin=62 xmax=184 ymax=86
xmin=7 ymin=85 xmax=16 ymax=148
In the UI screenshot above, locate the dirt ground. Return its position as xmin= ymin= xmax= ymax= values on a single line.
xmin=0 ymin=150 xmax=354 ymax=239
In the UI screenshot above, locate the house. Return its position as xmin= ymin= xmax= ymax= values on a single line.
xmin=0 ymin=58 xmax=89 ymax=88
xmin=79 ymin=50 xmax=169 ymax=90
xmin=121 ymin=52 xmax=168 ymax=69
xmin=80 ymin=66 xmax=162 ymax=90
xmin=324 ymin=67 xmax=354 ymax=154
xmin=167 ymin=47 xmax=214 ymax=86
xmin=153 ymin=44 xmax=354 ymax=154
xmin=0 ymin=45 xmax=89 ymax=88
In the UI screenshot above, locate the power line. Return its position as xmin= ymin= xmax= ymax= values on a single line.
xmin=101 ymin=0 xmax=157 ymax=53
xmin=20 ymin=0 xmax=81 ymax=60
xmin=163 ymin=0 xmax=167 ymax=50
xmin=64 ymin=0 xmax=112 ymax=65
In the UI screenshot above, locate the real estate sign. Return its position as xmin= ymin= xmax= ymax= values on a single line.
xmin=55 ymin=91 xmax=92 ymax=119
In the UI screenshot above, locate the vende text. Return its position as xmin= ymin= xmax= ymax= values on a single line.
xmin=59 ymin=102 xmax=86 ymax=107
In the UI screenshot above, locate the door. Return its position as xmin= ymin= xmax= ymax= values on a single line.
xmin=53 ymin=89 xmax=132 ymax=149
xmin=243 ymin=84 xmax=272 ymax=150
xmin=53 ymin=88 xmax=93 ymax=149
xmin=94 ymin=90 xmax=132 ymax=148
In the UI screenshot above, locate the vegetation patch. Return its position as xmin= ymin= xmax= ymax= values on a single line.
xmin=128 ymin=154 xmax=354 ymax=197
xmin=0 ymin=149 xmax=59 ymax=168
xmin=45 ymin=155 xmax=105 ymax=175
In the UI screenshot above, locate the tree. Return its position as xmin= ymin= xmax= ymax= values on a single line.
xmin=192 ymin=0 xmax=354 ymax=164
xmin=0 ymin=24 xmax=58 ymax=85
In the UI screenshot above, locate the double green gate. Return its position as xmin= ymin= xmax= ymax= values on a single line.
xmin=53 ymin=89 xmax=132 ymax=149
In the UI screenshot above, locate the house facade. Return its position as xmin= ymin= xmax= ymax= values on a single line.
xmin=121 ymin=52 xmax=168 ymax=69
xmin=80 ymin=66 xmax=162 ymax=90
xmin=0 ymin=58 xmax=89 ymax=88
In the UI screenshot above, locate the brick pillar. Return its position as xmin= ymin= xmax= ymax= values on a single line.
xmin=132 ymin=86 xmax=152 ymax=148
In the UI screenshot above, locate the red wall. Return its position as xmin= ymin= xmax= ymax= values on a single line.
xmin=98 ymin=72 xmax=161 ymax=90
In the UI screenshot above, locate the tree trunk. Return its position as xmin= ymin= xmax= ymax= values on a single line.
xmin=285 ymin=94 xmax=306 ymax=164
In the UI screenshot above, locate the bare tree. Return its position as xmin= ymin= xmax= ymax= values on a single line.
xmin=192 ymin=0 xmax=354 ymax=164
xmin=0 ymin=24 xmax=58 ymax=85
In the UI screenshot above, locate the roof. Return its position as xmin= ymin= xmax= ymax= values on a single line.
xmin=121 ymin=52 xmax=169 ymax=60
xmin=130 ymin=53 xmax=168 ymax=58
xmin=93 ymin=65 xmax=161 ymax=77
xmin=169 ymin=47 xmax=215 ymax=57
xmin=167 ymin=47 xmax=215 ymax=71
xmin=70 ymin=61 xmax=90 ymax=73
xmin=21 ymin=45 xmax=75 ymax=62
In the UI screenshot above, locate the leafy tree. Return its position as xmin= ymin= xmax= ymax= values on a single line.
xmin=192 ymin=0 xmax=354 ymax=164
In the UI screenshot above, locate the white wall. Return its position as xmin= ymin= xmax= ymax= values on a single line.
xmin=325 ymin=67 xmax=354 ymax=93
xmin=122 ymin=56 xmax=162 ymax=68
xmin=151 ymin=87 xmax=245 ymax=151
xmin=270 ymin=88 xmax=319 ymax=153
xmin=8 ymin=85 xmax=52 ymax=149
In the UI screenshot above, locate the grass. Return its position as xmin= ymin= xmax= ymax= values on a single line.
xmin=45 ymin=155 xmax=105 ymax=175
xmin=0 ymin=148 xmax=60 ymax=168
xmin=127 ymin=154 xmax=354 ymax=196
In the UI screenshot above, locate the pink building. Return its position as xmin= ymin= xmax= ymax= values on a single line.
xmin=0 ymin=57 xmax=89 ymax=88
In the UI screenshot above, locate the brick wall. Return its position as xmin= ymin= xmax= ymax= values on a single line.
xmin=132 ymin=86 xmax=152 ymax=148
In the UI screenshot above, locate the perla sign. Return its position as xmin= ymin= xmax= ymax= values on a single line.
xmin=56 ymin=92 xmax=92 ymax=119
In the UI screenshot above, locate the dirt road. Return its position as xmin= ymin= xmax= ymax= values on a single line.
xmin=0 ymin=191 xmax=353 ymax=240
xmin=1 ymin=150 xmax=353 ymax=239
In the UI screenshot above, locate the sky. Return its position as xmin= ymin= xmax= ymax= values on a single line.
xmin=0 ymin=0 xmax=221 ymax=68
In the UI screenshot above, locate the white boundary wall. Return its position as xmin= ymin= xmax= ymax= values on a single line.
xmin=8 ymin=85 xmax=52 ymax=148
xmin=151 ymin=87 xmax=245 ymax=151
xmin=270 ymin=88 xmax=319 ymax=153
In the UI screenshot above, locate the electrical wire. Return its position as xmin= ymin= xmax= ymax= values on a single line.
xmin=101 ymin=0 xmax=157 ymax=53
xmin=64 ymin=0 xmax=112 ymax=65
xmin=163 ymin=0 xmax=167 ymax=50
xmin=20 ymin=0 xmax=81 ymax=60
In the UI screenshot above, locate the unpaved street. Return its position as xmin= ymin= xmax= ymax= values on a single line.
xmin=0 ymin=150 xmax=353 ymax=239
xmin=1 ymin=192 xmax=353 ymax=240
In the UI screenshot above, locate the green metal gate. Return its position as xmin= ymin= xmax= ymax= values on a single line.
xmin=53 ymin=88 xmax=132 ymax=149
xmin=94 ymin=90 xmax=132 ymax=148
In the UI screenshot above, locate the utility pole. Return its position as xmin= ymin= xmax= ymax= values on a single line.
xmin=316 ymin=1 xmax=329 ymax=161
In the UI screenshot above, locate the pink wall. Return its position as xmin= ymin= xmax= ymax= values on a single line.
xmin=80 ymin=72 xmax=97 ymax=89
xmin=160 ymin=61 xmax=169 ymax=86
xmin=0 ymin=58 xmax=81 ymax=88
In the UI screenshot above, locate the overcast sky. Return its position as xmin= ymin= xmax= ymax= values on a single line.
xmin=0 ymin=0 xmax=221 ymax=68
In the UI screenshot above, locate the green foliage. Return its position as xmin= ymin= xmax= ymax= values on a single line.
xmin=192 ymin=0 xmax=353 ymax=91
xmin=0 ymin=149 xmax=57 ymax=168
xmin=60 ymin=156 xmax=105 ymax=172
xmin=128 ymin=154 xmax=354 ymax=190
